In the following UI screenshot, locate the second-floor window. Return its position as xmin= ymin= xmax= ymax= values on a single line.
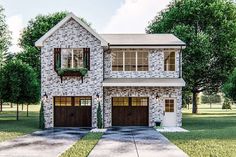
xmin=61 ymin=49 xmax=84 ymax=69
xmin=164 ymin=51 xmax=175 ymax=71
xmin=112 ymin=50 xmax=148 ymax=71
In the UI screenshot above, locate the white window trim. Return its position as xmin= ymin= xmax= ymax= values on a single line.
xmin=164 ymin=97 xmax=177 ymax=113
xmin=164 ymin=50 xmax=176 ymax=72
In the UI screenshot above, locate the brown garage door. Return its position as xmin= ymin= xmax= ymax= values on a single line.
xmin=54 ymin=96 xmax=91 ymax=127
xmin=112 ymin=97 xmax=148 ymax=126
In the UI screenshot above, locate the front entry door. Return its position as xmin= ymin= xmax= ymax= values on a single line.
xmin=112 ymin=97 xmax=148 ymax=126
xmin=162 ymin=99 xmax=177 ymax=126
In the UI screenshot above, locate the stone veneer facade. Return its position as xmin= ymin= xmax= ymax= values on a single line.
xmin=40 ymin=17 xmax=183 ymax=128
xmin=104 ymin=87 xmax=182 ymax=127
xmin=41 ymin=19 xmax=103 ymax=128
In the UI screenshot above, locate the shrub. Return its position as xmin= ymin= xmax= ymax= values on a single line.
xmin=222 ymin=98 xmax=232 ymax=110
xmin=39 ymin=101 xmax=45 ymax=129
xmin=97 ymin=102 xmax=103 ymax=129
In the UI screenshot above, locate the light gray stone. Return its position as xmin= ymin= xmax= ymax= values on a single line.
xmin=40 ymin=18 xmax=183 ymax=128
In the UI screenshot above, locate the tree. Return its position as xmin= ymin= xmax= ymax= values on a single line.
xmin=0 ymin=60 xmax=40 ymax=120
xmin=97 ymin=102 xmax=103 ymax=129
xmin=0 ymin=5 xmax=11 ymax=67
xmin=0 ymin=5 xmax=11 ymax=112
xmin=222 ymin=69 xmax=236 ymax=101
xmin=18 ymin=12 xmax=91 ymax=78
xmin=39 ymin=101 xmax=45 ymax=129
xmin=146 ymin=0 xmax=236 ymax=113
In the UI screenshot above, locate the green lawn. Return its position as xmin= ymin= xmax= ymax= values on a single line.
xmin=0 ymin=104 xmax=40 ymax=142
xmin=61 ymin=132 xmax=103 ymax=157
xmin=163 ymin=104 xmax=236 ymax=157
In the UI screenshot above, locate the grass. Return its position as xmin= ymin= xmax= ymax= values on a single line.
xmin=60 ymin=132 xmax=103 ymax=157
xmin=0 ymin=104 xmax=40 ymax=142
xmin=163 ymin=104 xmax=236 ymax=157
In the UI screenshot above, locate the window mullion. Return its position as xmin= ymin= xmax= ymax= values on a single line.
xmin=123 ymin=51 xmax=125 ymax=71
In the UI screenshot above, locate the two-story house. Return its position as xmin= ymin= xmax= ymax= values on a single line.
xmin=35 ymin=13 xmax=186 ymax=128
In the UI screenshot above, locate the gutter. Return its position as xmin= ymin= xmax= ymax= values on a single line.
xmin=179 ymin=46 xmax=183 ymax=78
xmin=109 ymin=44 xmax=186 ymax=47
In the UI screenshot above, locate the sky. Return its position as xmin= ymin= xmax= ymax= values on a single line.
xmin=0 ymin=0 xmax=171 ymax=53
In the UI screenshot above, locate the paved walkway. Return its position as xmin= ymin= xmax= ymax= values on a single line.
xmin=0 ymin=128 xmax=90 ymax=157
xmin=89 ymin=127 xmax=188 ymax=157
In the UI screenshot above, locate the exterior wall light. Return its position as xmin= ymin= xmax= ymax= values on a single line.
xmin=156 ymin=94 xmax=160 ymax=101
xmin=96 ymin=93 xmax=101 ymax=102
xmin=42 ymin=92 xmax=48 ymax=102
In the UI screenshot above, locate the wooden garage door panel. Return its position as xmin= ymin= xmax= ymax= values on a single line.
xmin=112 ymin=97 xmax=148 ymax=126
xmin=54 ymin=96 xmax=91 ymax=127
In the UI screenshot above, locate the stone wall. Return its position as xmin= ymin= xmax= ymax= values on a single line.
xmin=104 ymin=49 xmax=180 ymax=78
xmin=104 ymin=87 xmax=182 ymax=127
xmin=41 ymin=19 xmax=103 ymax=128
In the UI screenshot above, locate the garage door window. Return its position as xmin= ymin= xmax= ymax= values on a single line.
xmin=54 ymin=96 xmax=91 ymax=107
xmin=112 ymin=97 xmax=129 ymax=106
xmin=131 ymin=97 xmax=148 ymax=106
xmin=54 ymin=97 xmax=72 ymax=106
xmin=165 ymin=99 xmax=175 ymax=112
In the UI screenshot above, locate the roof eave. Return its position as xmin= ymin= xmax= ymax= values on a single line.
xmin=35 ymin=12 xmax=108 ymax=48
xmin=109 ymin=44 xmax=186 ymax=49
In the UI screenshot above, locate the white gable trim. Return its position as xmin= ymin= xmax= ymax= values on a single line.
xmin=35 ymin=12 xmax=108 ymax=47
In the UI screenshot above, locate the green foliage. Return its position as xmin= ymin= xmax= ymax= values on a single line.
xmin=20 ymin=12 xmax=68 ymax=49
xmin=147 ymin=0 xmax=236 ymax=95
xmin=57 ymin=68 xmax=88 ymax=76
xmin=201 ymin=94 xmax=221 ymax=104
xmin=0 ymin=60 xmax=40 ymax=104
xmin=60 ymin=132 xmax=103 ymax=157
xmin=97 ymin=102 xmax=103 ymax=129
xmin=222 ymin=69 xmax=236 ymax=101
xmin=15 ymin=46 xmax=41 ymax=78
xmin=222 ymin=98 xmax=232 ymax=110
xmin=39 ymin=101 xmax=45 ymax=129
xmin=0 ymin=5 xmax=11 ymax=66
xmin=182 ymin=90 xmax=192 ymax=108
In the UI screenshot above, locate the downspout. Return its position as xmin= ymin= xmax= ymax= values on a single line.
xmin=102 ymin=43 xmax=110 ymax=128
xmin=179 ymin=46 xmax=183 ymax=78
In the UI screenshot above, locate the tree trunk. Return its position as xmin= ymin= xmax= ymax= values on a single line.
xmin=192 ymin=92 xmax=199 ymax=114
xmin=11 ymin=103 xmax=13 ymax=108
xmin=22 ymin=103 xmax=23 ymax=111
xmin=27 ymin=103 xmax=29 ymax=117
xmin=16 ymin=103 xmax=19 ymax=120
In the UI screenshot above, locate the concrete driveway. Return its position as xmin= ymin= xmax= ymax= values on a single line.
xmin=89 ymin=127 xmax=188 ymax=157
xmin=0 ymin=128 xmax=90 ymax=157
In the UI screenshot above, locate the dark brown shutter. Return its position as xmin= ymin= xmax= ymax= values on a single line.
xmin=83 ymin=48 xmax=90 ymax=70
xmin=54 ymin=48 xmax=61 ymax=71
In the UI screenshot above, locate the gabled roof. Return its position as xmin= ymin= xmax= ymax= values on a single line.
xmin=35 ymin=13 xmax=108 ymax=47
xmin=100 ymin=34 xmax=186 ymax=48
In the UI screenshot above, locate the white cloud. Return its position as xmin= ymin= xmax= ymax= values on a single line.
xmin=7 ymin=15 xmax=24 ymax=53
xmin=102 ymin=0 xmax=171 ymax=33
